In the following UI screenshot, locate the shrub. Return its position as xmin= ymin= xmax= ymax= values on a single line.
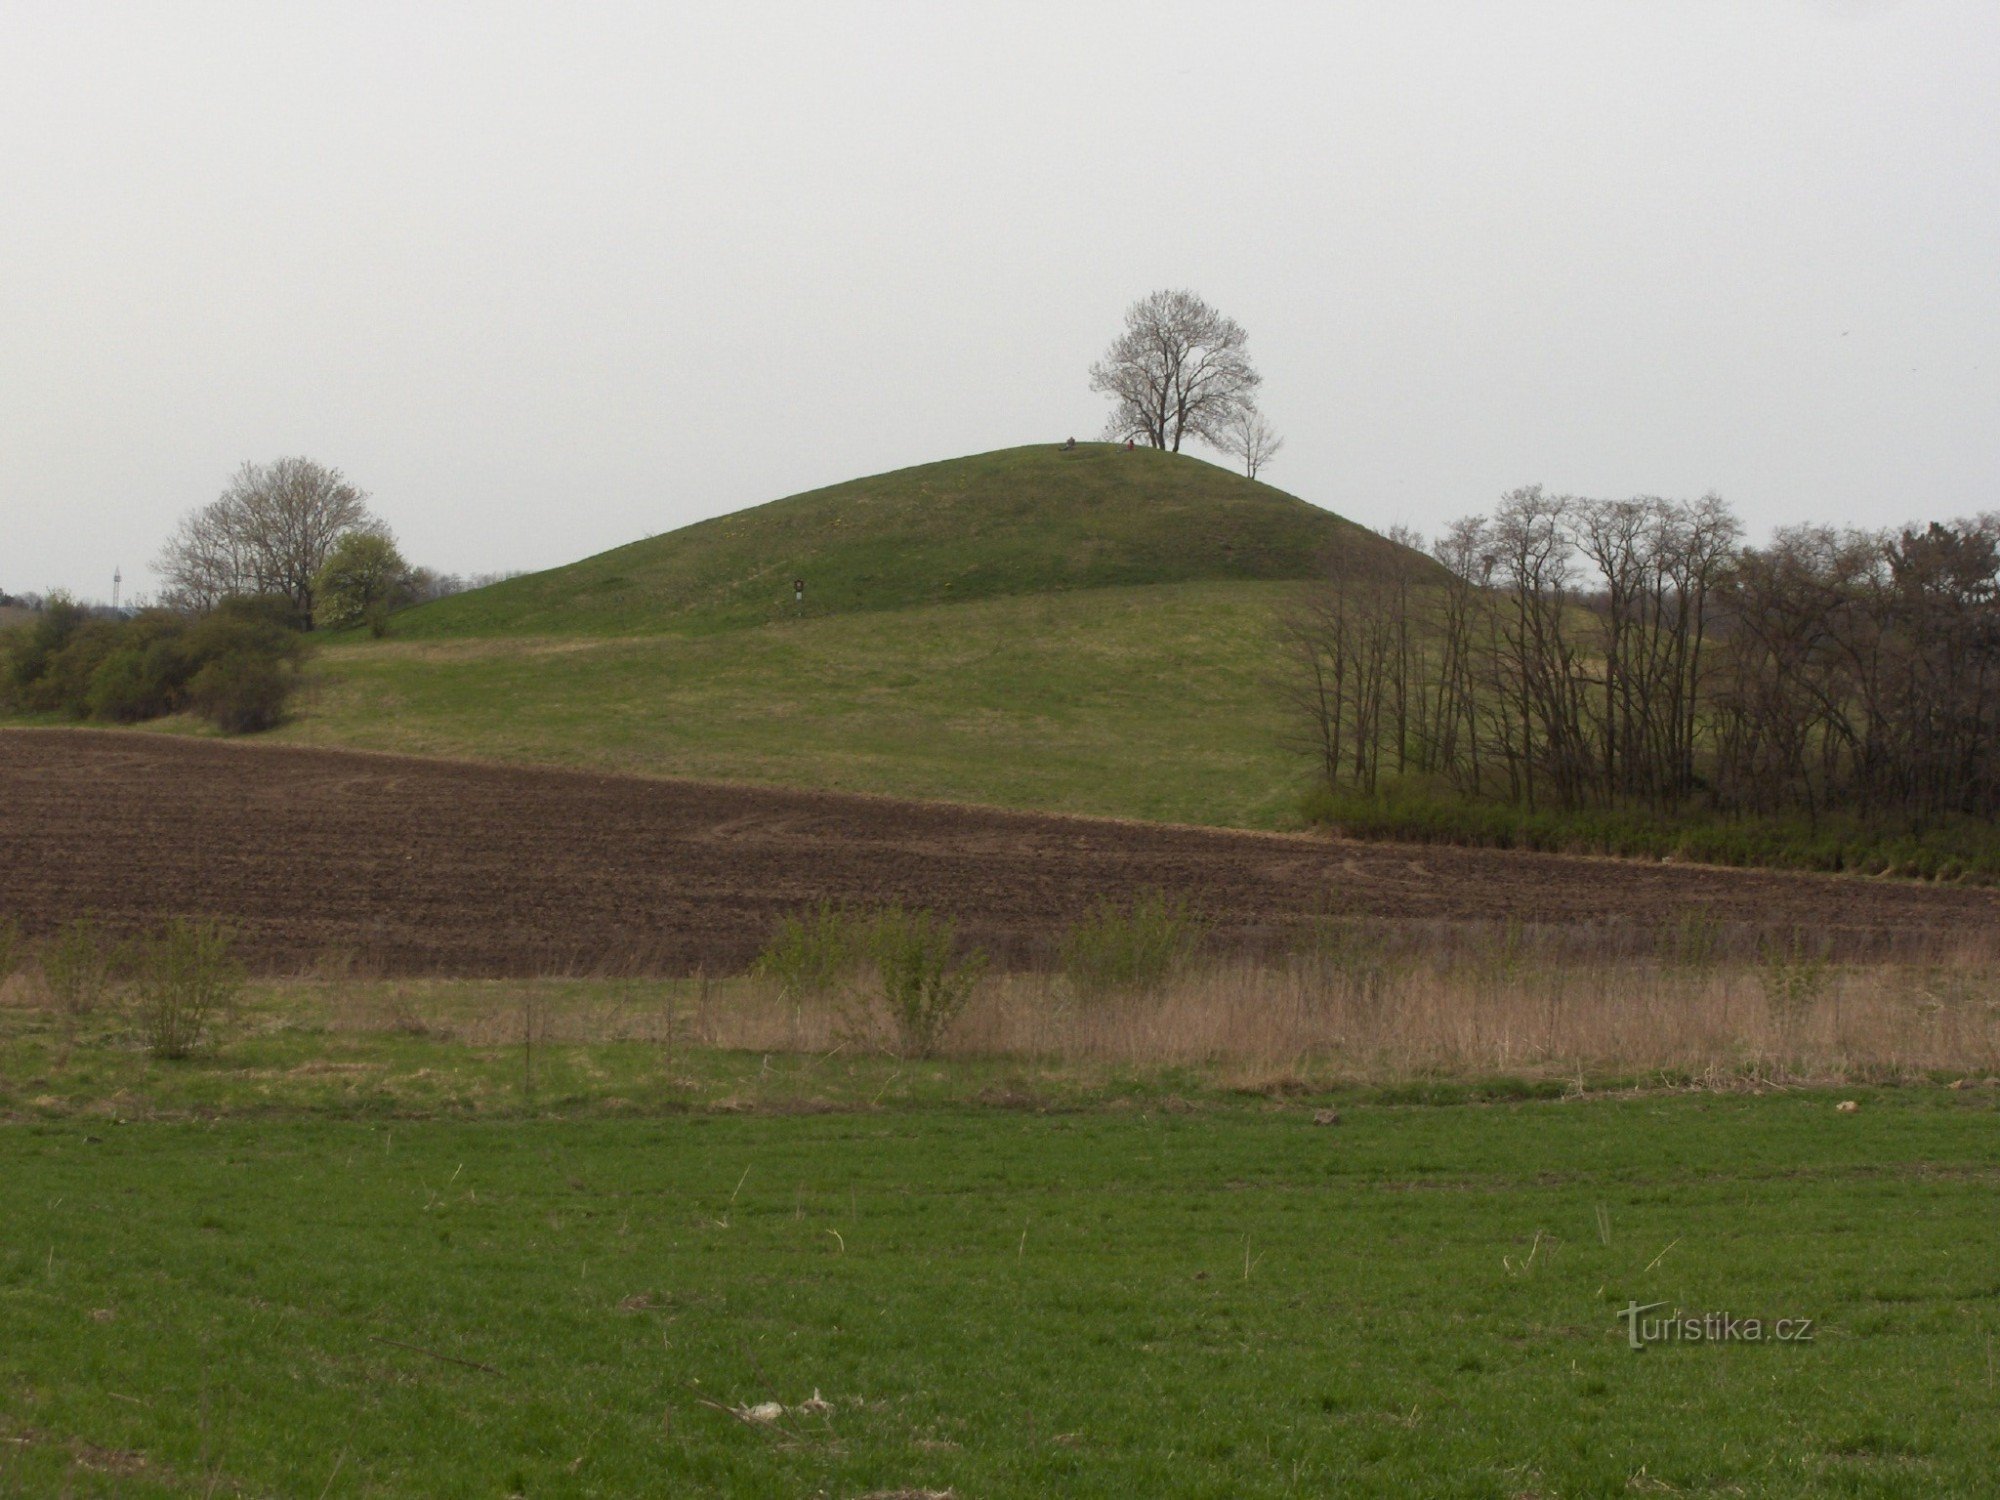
xmin=134 ymin=920 xmax=243 ymax=1059
xmin=187 ymin=649 xmax=293 ymax=733
xmin=85 ymin=645 xmax=177 ymax=722
xmin=1059 ymin=891 xmax=1209 ymax=999
xmin=753 ymin=901 xmax=867 ymax=998
xmin=83 ymin=614 xmax=194 ymax=721
xmin=0 ymin=596 xmax=306 ymax=731
xmin=83 ymin=648 xmax=155 ymax=722
xmin=41 ymin=917 xmax=117 ymax=1018
xmin=181 ymin=599 xmax=308 ymax=733
xmin=40 ymin=620 xmax=125 ymax=718
xmin=314 ymin=532 xmax=412 ymax=631
xmin=0 ymin=593 xmax=87 ymax=710
xmin=868 ymin=905 xmax=986 ymax=1057
xmin=1758 ymin=930 xmax=1830 ymax=1033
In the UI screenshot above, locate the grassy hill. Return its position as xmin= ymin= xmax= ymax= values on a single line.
xmin=394 ymin=443 xmax=1419 ymax=638
xmin=142 ymin=447 xmax=1428 ymax=829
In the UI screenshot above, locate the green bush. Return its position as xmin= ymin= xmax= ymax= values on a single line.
xmin=83 ymin=614 xmax=196 ymax=722
xmin=1059 ymin=891 xmax=1209 ymax=999
xmin=753 ymin=901 xmax=867 ymax=998
xmin=183 ymin=600 xmax=307 ymax=733
xmin=87 ymin=642 xmax=179 ymax=721
xmin=41 ymin=917 xmax=117 ymax=1018
xmin=313 ymin=532 xmax=412 ymax=632
xmin=0 ymin=596 xmax=306 ymax=733
xmin=134 ymin=919 xmax=243 ymax=1059
xmin=83 ymin=648 xmax=158 ymax=722
xmin=867 ymin=905 xmax=986 ymax=1057
xmin=41 ymin=620 xmax=126 ymax=718
xmin=0 ymin=594 xmax=87 ymax=710
xmin=187 ymin=649 xmax=293 ymax=733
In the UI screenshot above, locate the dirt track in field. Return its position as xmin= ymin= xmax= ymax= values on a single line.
xmin=2 ymin=729 xmax=1994 ymax=975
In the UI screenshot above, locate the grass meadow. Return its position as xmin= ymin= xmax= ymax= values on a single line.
xmin=268 ymin=580 xmax=1305 ymax=829
xmin=4 ymin=927 xmax=2000 ymax=1496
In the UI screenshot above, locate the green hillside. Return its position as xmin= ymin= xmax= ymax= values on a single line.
xmin=280 ymin=580 xmax=1304 ymax=826
xmin=132 ymin=446 xmax=1444 ymax=829
xmin=395 ymin=443 xmax=1418 ymax=638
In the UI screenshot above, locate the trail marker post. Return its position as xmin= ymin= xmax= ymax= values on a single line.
xmin=794 ymin=578 xmax=805 ymax=605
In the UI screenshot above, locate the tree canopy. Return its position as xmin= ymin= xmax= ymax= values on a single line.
xmin=1089 ymin=290 xmax=1262 ymax=453
xmin=314 ymin=532 xmax=412 ymax=632
xmin=157 ymin=457 xmax=382 ymax=625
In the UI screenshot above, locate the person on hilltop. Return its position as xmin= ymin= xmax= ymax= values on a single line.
xmin=1062 ymin=436 xmax=1076 ymax=450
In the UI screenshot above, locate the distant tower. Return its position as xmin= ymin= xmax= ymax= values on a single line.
xmin=112 ymin=566 xmax=122 ymax=611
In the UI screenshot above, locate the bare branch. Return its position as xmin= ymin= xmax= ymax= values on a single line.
xmin=1219 ymin=407 xmax=1284 ymax=479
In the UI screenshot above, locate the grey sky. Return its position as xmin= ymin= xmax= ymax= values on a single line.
xmin=4 ymin=1 xmax=1996 ymax=601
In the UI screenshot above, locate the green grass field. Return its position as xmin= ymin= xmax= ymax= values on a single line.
xmin=4 ymin=980 xmax=1999 ymax=1497
xmin=6 ymin=1091 xmax=1996 ymax=1495
xmin=281 ymin=580 xmax=1308 ymax=827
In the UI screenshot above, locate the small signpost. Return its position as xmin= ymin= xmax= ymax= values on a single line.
xmin=793 ymin=578 xmax=806 ymax=605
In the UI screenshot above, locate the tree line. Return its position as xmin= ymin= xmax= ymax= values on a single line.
xmin=1283 ymin=489 xmax=2000 ymax=830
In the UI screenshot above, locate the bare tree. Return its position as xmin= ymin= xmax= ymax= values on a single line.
xmin=1220 ymin=407 xmax=1284 ymax=479
xmin=1089 ymin=289 xmax=1261 ymax=453
xmin=154 ymin=502 xmax=259 ymax=613
xmin=1282 ymin=485 xmax=2000 ymax=829
xmin=157 ymin=458 xmax=382 ymax=623
xmin=1285 ymin=489 xmax=1762 ymax=817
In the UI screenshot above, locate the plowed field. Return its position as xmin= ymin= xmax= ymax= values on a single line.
xmin=3 ymin=729 xmax=1993 ymax=974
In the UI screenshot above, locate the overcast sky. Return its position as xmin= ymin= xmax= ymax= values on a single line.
xmin=4 ymin=1 xmax=1996 ymax=601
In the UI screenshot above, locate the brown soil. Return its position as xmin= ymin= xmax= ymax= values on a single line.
xmin=3 ymin=729 xmax=1993 ymax=975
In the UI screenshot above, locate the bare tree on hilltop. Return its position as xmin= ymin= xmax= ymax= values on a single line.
xmin=157 ymin=457 xmax=384 ymax=624
xmin=1220 ymin=407 xmax=1284 ymax=480
xmin=1090 ymin=289 xmax=1262 ymax=453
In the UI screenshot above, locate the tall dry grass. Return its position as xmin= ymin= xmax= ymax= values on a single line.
xmin=300 ymin=919 xmax=2000 ymax=1088
xmin=949 ymin=954 xmax=2000 ymax=1085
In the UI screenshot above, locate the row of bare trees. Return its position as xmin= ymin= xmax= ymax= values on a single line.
xmin=1282 ymin=491 xmax=2000 ymax=826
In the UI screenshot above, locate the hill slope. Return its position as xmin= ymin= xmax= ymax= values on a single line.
xmin=395 ymin=443 xmax=1422 ymax=637
xmin=147 ymin=446 xmax=1446 ymax=829
xmin=283 ymin=580 xmax=1303 ymax=826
